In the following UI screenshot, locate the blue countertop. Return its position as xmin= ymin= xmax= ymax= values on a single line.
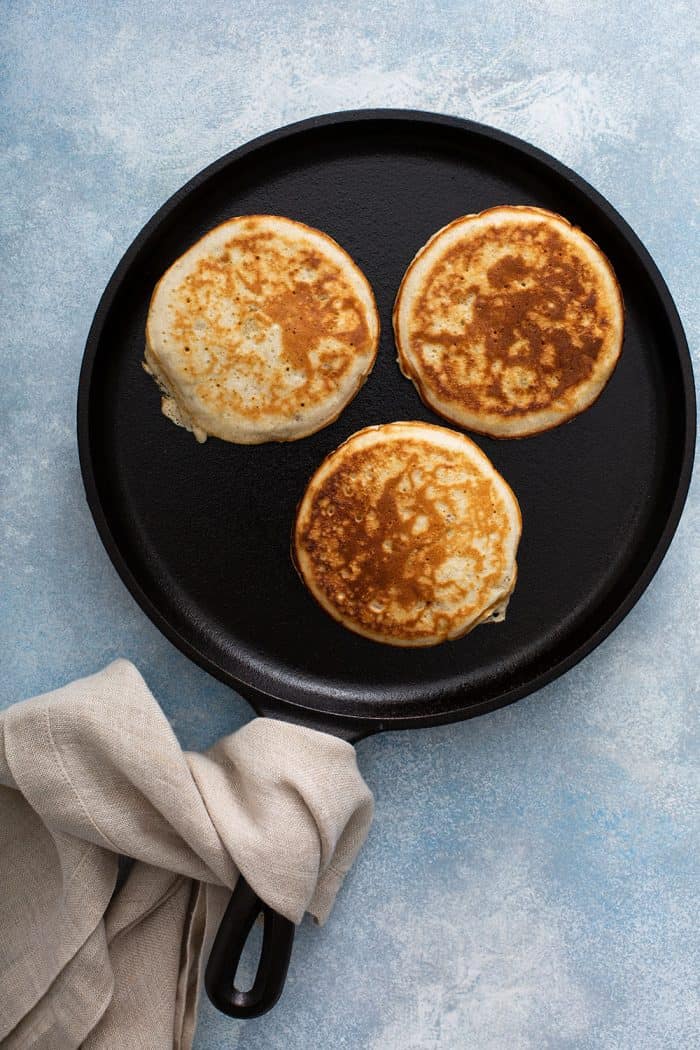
xmin=2 ymin=2 xmax=697 ymax=1046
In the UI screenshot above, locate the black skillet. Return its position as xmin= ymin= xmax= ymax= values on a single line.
xmin=77 ymin=110 xmax=695 ymax=1018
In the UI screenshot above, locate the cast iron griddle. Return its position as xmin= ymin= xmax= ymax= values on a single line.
xmin=78 ymin=110 xmax=695 ymax=738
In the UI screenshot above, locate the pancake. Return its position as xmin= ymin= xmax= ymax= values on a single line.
xmin=145 ymin=215 xmax=379 ymax=443
xmin=293 ymin=421 xmax=521 ymax=647
xmin=393 ymin=206 xmax=624 ymax=438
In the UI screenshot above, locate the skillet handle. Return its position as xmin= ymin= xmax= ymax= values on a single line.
xmin=204 ymin=875 xmax=295 ymax=1018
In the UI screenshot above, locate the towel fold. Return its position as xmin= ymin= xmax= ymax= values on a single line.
xmin=0 ymin=660 xmax=373 ymax=1049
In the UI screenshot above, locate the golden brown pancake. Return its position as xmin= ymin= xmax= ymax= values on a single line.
xmin=393 ymin=206 xmax=624 ymax=437
xmin=145 ymin=215 xmax=379 ymax=443
xmin=293 ymin=421 xmax=521 ymax=646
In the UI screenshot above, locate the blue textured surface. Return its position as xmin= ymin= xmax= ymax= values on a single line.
xmin=2 ymin=2 xmax=698 ymax=1047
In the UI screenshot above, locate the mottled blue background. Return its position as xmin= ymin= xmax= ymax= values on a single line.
xmin=2 ymin=2 xmax=698 ymax=1047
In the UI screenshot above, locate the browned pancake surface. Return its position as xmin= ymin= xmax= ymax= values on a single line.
xmin=394 ymin=207 xmax=623 ymax=437
xmin=146 ymin=215 xmax=379 ymax=443
xmin=294 ymin=422 xmax=521 ymax=646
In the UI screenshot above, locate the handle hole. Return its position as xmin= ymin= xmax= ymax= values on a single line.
xmin=234 ymin=912 xmax=265 ymax=992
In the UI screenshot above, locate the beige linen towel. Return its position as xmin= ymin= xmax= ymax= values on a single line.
xmin=0 ymin=660 xmax=374 ymax=1049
